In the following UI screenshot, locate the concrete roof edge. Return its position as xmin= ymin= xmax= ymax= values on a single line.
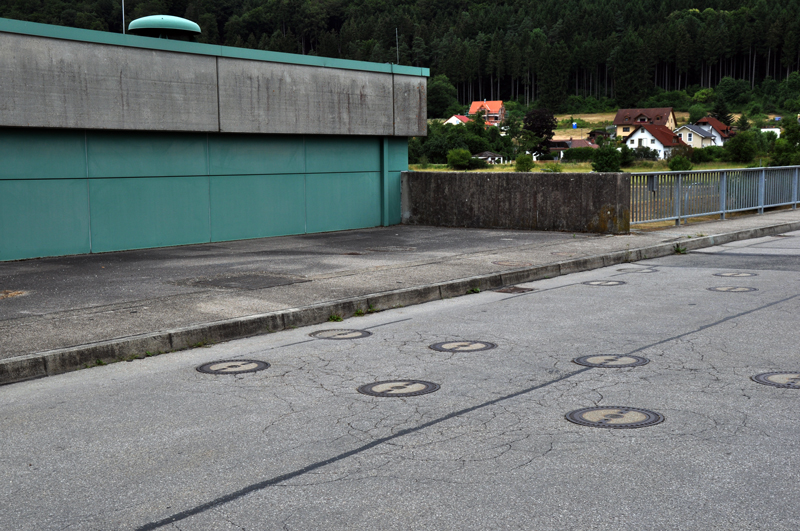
xmin=0 ymin=17 xmax=429 ymax=78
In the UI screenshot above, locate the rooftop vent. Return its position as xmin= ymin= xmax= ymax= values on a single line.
xmin=128 ymin=15 xmax=201 ymax=40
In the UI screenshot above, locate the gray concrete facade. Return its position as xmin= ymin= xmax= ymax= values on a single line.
xmin=0 ymin=25 xmax=427 ymax=136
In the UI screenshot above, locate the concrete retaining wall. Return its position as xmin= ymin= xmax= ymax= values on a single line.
xmin=401 ymin=172 xmax=630 ymax=234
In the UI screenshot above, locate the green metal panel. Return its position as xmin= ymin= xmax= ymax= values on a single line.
xmin=0 ymin=128 xmax=86 ymax=180
xmin=387 ymin=137 xmax=409 ymax=172
xmin=0 ymin=179 xmax=90 ymax=261
xmin=87 ymin=132 xmax=208 ymax=178
xmin=208 ymin=135 xmax=304 ymax=176
xmin=89 ymin=177 xmax=210 ymax=252
xmin=305 ymin=173 xmax=381 ymax=233
xmin=210 ymin=174 xmax=305 ymax=241
xmin=305 ymin=136 xmax=381 ymax=174
xmin=387 ymin=171 xmax=402 ymax=225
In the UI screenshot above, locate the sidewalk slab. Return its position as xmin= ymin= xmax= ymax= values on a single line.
xmin=2 ymin=209 xmax=800 ymax=385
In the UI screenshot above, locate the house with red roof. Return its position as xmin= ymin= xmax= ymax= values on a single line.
xmin=695 ymin=116 xmax=732 ymax=144
xmin=613 ymin=108 xmax=677 ymax=138
xmin=468 ymin=100 xmax=506 ymax=126
xmin=444 ymin=114 xmax=470 ymax=126
xmin=624 ymin=124 xmax=685 ymax=159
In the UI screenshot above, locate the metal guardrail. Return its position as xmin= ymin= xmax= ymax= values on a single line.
xmin=631 ymin=166 xmax=800 ymax=224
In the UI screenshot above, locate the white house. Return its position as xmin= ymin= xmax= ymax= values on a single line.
xmin=674 ymin=124 xmax=716 ymax=148
xmin=761 ymin=127 xmax=781 ymax=138
xmin=695 ymin=116 xmax=732 ymax=145
xmin=444 ymin=114 xmax=470 ymax=126
xmin=624 ymin=124 xmax=685 ymax=159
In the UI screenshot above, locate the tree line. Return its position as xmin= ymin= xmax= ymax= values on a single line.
xmin=3 ymin=0 xmax=800 ymax=114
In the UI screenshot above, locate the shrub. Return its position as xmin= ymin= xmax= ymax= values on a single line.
xmin=724 ymin=131 xmax=758 ymax=163
xmin=541 ymin=162 xmax=564 ymax=172
xmin=619 ymin=144 xmax=636 ymax=167
xmin=467 ymin=157 xmax=489 ymax=170
xmin=668 ymin=155 xmax=693 ymax=171
xmin=446 ymin=148 xmax=472 ymax=170
xmin=591 ymin=145 xmax=622 ymax=172
xmin=515 ymin=154 xmax=534 ymax=172
xmin=561 ymin=147 xmax=595 ymax=163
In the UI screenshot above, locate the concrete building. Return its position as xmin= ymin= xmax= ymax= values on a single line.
xmin=0 ymin=18 xmax=428 ymax=261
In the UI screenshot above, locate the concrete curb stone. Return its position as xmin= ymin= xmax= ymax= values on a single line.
xmin=2 ymin=219 xmax=799 ymax=386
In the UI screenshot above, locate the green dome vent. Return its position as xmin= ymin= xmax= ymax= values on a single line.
xmin=128 ymin=15 xmax=201 ymax=39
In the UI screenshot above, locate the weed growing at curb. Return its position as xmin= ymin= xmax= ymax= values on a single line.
xmin=95 ymin=359 xmax=106 ymax=366
xmin=467 ymin=287 xmax=481 ymax=294
xmin=192 ymin=339 xmax=213 ymax=348
xmin=354 ymin=308 xmax=365 ymax=317
xmin=328 ymin=313 xmax=343 ymax=322
xmin=367 ymin=304 xmax=380 ymax=314
xmin=674 ymin=244 xmax=688 ymax=254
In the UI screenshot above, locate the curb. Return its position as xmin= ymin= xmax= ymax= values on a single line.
xmin=3 ymin=219 xmax=799 ymax=386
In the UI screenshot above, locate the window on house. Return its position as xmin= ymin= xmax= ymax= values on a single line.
xmin=651 ymin=139 xmax=655 ymax=144
xmin=678 ymin=133 xmax=682 ymax=139
xmin=623 ymin=127 xmax=630 ymax=132
xmin=688 ymin=133 xmax=693 ymax=142
xmin=629 ymin=140 xmax=634 ymax=145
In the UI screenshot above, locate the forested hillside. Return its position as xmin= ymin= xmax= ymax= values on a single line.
xmin=3 ymin=0 xmax=800 ymax=115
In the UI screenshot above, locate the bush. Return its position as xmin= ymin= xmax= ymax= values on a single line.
xmin=541 ymin=162 xmax=564 ymax=172
xmin=467 ymin=157 xmax=489 ymax=170
xmin=619 ymin=144 xmax=636 ymax=167
xmin=724 ymin=131 xmax=759 ymax=163
xmin=691 ymin=145 xmax=725 ymax=163
xmin=591 ymin=145 xmax=622 ymax=172
xmin=561 ymin=147 xmax=595 ymax=163
xmin=668 ymin=155 xmax=693 ymax=171
xmin=515 ymin=154 xmax=534 ymax=172
xmin=633 ymin=146 xmax=659 ymax=161
xmin=688 ymin=104 xmax=707 ymax=124
xmin=446 ymin=148 xmax=472 ymax=170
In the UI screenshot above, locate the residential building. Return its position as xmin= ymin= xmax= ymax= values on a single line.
xmin=468 ymin=100 xmax=505 ymax=126
xmin=613 ymin=108 xmax=677 ymax=137
xmin=624 ymin=124 xmax=685 ymax=159
xmin=674 ymin=124 xmax=716 ymax=148
xmin=695 ymin=116 xmax=732 ymax=144
xmin=474 ymin=151 xmax=505 ymax=164
xmin=444 ymin=115 xmax=470 ymax=126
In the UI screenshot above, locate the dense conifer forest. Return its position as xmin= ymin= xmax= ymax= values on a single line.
xmin=3 ymin=0 xmax=800 ymax=116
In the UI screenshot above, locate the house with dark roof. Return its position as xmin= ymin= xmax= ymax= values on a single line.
xmin=695 ymin=116 xmax=732 ymax=144
xmin=624 ymin=124 xmax=685 ymax=159
xmin=613 ymin=108 xmax=677 ymax=138
xmin=473 ymin=151 xmax=505 ymax=164
xmin=674 ymin=124 xmax=716 ymax=148
xmin=468 ymin=100 xmax=506 ymax=126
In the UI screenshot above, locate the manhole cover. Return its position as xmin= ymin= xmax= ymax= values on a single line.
xmin=357 ymin=380 xmax=440 ymax=397
xmin=492 ymin=261 xmax=533 ymax=267
xmin=181 ymin=273 xmax=309 ymax=290
xmin=707 ymin=286 xmax=758 ymax=292
xmin=0 ymin=290 xmax=26 ymax=300
xmin=713 ymin=272 xmax=758 ymax=277
xmin=573 ymin=355 xmax=650 ymax=368
xmin=582 ymin=280 xmax=626 ymax=286
xmin=309 ymin=329 xmax=372 ymax=340
xmin=365 ymin=246 xmax=416 ymax=252
xmin=429 ymin=341 xmax=497 ymax=352
xmin=565 ymin=407 xmax=664 ymax=429
xmin=617 ymin=268 xmax=658 ymax=273
xmin=197 ymin=360 xmax=270 ymax=375
xmin=496 ymin=286 xmax=534 ymax=294
xmin=751 ymin=372 xmax=800 ymax=389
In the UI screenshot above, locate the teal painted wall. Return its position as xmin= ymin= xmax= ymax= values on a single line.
xmin=0 ymin=128 xmax=408 ymax=261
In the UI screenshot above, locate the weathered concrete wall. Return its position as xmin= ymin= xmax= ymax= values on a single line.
xmin=401 ymin=172 xmax=630 ymax=234
xmin=0 ymin=29 xmax=426 ymax=136
xmin=0 ymin=32 xmax=220 ymax=131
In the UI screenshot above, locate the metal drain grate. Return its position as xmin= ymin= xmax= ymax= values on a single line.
xmin=565 ymin=407 xmax=664 ymax=429
xmin=357 ymin=380 xmax=440 ymax=397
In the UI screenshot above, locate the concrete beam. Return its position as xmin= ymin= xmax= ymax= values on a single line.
xmin=393 ymin=74 xmax=427 ymax=136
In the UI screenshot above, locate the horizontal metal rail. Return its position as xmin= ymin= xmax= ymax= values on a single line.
xmin=631 ymin=166 xmax=800 ymax=225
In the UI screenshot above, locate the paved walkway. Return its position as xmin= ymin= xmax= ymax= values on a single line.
xmin=2 ymin=209 xmax=800 ymax=384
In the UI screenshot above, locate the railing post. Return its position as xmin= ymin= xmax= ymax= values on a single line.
xmin=793 ymin=167 xmax=798 ymax=210
xmin=675 ymin=173 xmax=682 ymax=225
xmin=720 ymin=171 xmax=727 ymax=219
xmin=758 ymin=168 xmax=765 ymax=214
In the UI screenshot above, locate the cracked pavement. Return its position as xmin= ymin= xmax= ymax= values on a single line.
xmin=2 ymin=230 xmax=800 ymax=530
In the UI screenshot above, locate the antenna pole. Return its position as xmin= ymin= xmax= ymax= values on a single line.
xmin=395 ymin=28 xmax=399 ymax=64
xmin=122 ymin=0 xmax=125 ymax=34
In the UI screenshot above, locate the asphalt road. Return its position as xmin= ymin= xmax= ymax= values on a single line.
xmin=2 ymin=231 xmax=799 ymax=530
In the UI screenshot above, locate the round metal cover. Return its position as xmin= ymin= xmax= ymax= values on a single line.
xmin=582 ymin=280 xmax=626 ymax=286
xmin=365 ymin=246 xmax=416 ymax=252
xmin=197 ymin=360 xmax=269 ymax=375
xmin=617 ymin=268 xmax=658 ymax=273
xmin=357 ymin=380 xmax=440 ymax=397
xmin=429 ymin=341 xmax=497 ymax=352
xmin=565 ymin=407 xmax=664 ymax=429
xmin=493 ymin=261 xmax=533 ymax=267
xmin=713 ymin=272 xmax=758 ymax=277
xmin=707 ymin=286 xmax=758 ymax=292
xmin=751 ymin=372 xmax=800 ymax=389
xmin=309 ymin=329 xmax=372 ymax=340
xmin=573 ymin=355 xmax=650 ymax=368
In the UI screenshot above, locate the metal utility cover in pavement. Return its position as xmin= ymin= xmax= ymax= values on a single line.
xmin=309 ymin=329 xmax=373 ymax=340
xmin=714 ymin=272 xmax=758 ymax=277
xmin=617 ymin=268 xmax=658 ymax=273
xmin=183 ymin=273 xmax=309 ymax=290
xmin=492 ymin=261 xmax=533 ymax=267
xmin=565 ymin=407 xmax=664 ymax=429
xmin=573 ymin=355 xmax=650 ymax=368
xmin=707 ymin=286 xmax=758 ymax=292
xmin=429 ymin=341 xmax=497 ymax=352
xmin=357 ymin=380 xmax=440 ymax=397
xmin=496 ymin=286 xmax=534 ymax=294
xmin=751 ymin=372 xmax=800 ymax=389
xmin=582 ymin=280 xmax=626 ymax=286
xmin=197 ymin=360 xmax=270 ymax=375
xmin=365 ymin=246 xmax=416 ymax=252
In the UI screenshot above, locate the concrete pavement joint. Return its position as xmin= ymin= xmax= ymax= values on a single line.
xmin=2 ymin=219 xmax=799 ymax=386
